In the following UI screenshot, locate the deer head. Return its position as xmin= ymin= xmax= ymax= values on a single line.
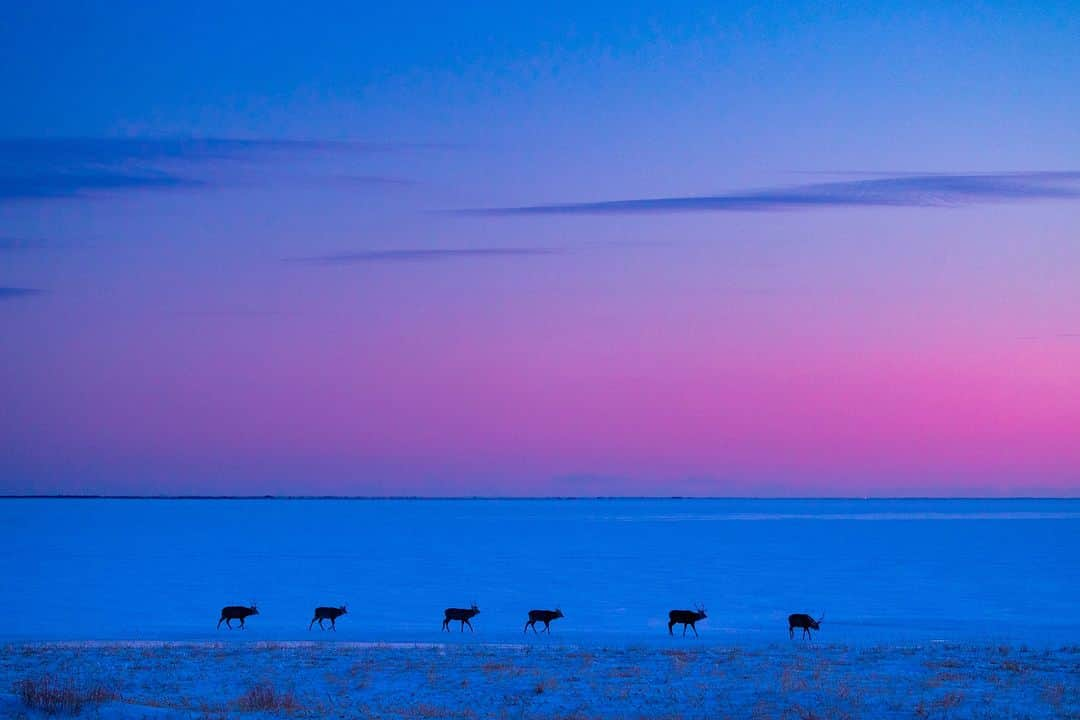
xmin=554 ymin=608 xmax=564 ymax=619
xmin=340 ymin=605 xmax=348 ymax=614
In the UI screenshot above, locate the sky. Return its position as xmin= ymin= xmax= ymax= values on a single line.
xmin=1 ymin=1 xmax=1079 ymax=496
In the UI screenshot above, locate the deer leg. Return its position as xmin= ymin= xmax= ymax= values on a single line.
xmin=331 ymin=618 xmax=337 ymax=631
xmin=683 ymin=623 xmax=688 ymax=636
xmin=691 ymin=623 xmax=699 ymax=638
xmin=668 ymin=620 xmax=675 ymax=635
xmin=226 ymin=619 xmax=233 ymax=630
xmin=442 ymin=619 xmax=449 ymax=632
xmin=789 ymin=625 xmax=794 ymax=640
xmin=309 ymin=618 xmax=315 ymax=631
xmin=240 ymin=618 xmax=246 ymax=629
xmin=544 ymin=621 xmax=551 ymax=634
xmin=465 ymin=619 xmax=474 ymax=632
xmin=217 ymin=617 xmax=225 ymax=630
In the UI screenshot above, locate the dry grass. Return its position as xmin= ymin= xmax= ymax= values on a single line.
xmin=480 ymin=660 xmax=526 ymax=678
xmin=925 ymin=671 xmax=968 ymax=688
xmin=568 ymin=650 xmax=596 ymax=669
xmin=1042 ymin=682 xmax=1066 ymax=707
xmin=663 ymin=648 xmax=698 ymax=671
xmin=606 ymin=664 xmax=643 ymax=678
xmin=533 ymin=677 xmax=558 ymax=695
xmin=779 ymin=665 xmax=810 ymax=693
xmin=413 ymin=702 xmax=458 ymax=717
xmin=234 ymin=681 xmax=301 ymax=713
xmin=998 ymin=659 xmax=1026 ymax=673
xmin=3 ymin=642 xmax=1078 ymax=719
xmin=390 ymin=702 xmax=477 ymax=719
xmin=14 ymin=675 xmax=118 ymax=716
xmin=481 ymin=661 xmax=512 ymax=673
xmin=934 ymin=690 xmax=965 ymax=714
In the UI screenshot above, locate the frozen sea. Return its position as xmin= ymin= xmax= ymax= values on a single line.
xmin=2 ymin=497 xmax=1078 ymax=646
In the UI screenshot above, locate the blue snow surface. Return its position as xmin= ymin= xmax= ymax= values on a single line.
xmin=1 ymin=497 xmax=1077 ymax=647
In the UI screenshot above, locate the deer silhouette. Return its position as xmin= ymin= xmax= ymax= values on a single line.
xmin=668 ymin=605 xmax=707 ymax=637
xmin=788 ymin=612 xmax=824 ymax=639
xmin=442 ymin=604 xmax=480 ymax=632
xmin=309 ymin=605 xmax=348 ymax=631
xmin=217 ymin=604 xmax=259 ymax=630
xmin=524 ymin=608 xmax=564 ymax=634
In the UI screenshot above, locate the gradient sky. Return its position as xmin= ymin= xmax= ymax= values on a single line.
xmin=2 ymin=1 xmax=1079 ymax=495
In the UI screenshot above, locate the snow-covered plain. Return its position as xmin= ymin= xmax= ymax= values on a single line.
xmin=1 ymin=640 xmax=1078 ymax=719
xmin=1 ymin=499 xmax=1078 ymax=717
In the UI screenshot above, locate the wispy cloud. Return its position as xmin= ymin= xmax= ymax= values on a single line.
xmin=1017 ymin=332 xmax=1080 ymax=342
xmin=287 ymin=248 xmax=562 ymax=264
xmin=465 ymin=172 xmax=1080 ymax=215
xmin=333 ymin=174 xmax=417 ymax=187
xmin=0 ymin=237 xmax=48 ymax=252
xmin=172 ymin=309 xmax=291 ymax=318
xmin=0 ymin=172 xmax=200 ymax=200
xmin=0 ymin=137 xmax=437 ymax=202
xmin=0 ymin=287 xmax=44 ymax=300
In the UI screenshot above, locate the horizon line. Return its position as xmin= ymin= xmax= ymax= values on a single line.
xmin=0 ymin=494 xmax=1076 ymax=501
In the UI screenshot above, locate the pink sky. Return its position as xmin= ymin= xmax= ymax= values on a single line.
xmin=2 ymin=3 xmax=1080 ymax=495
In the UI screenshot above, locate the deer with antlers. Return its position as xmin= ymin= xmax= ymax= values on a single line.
xmin=442 ymin=604 xmax=480 ymax=632
xmin=788 ymin=612 xmax=825 ymax=639
xmin=668 ymin=605 xmax=707 ymax=637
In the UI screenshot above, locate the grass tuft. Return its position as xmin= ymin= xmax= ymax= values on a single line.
xmin=14 ymin=675 xmax=118 ymax=716
xmin=534 ymin=677 xmax=558 ymax=695
xmin=234 ymin=681 xmax=301 ymax=712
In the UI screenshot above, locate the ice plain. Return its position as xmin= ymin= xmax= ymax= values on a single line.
xmin=1 ymin=498 xmax=1078 ymax=718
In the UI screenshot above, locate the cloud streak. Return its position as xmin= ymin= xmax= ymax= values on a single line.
xmin=0 ymin=287 xmax=44 ymax=300
xmin=465 ymin=172 xmax=1080 ymax=216
xmin=287 ymin=248 xmax=562 ymax=264
xmin=0 ymin=137 xmax=438 ymax=202
xmin=0 ymin=237 xmax=48 ymax=252
xmin=333 ymin=174 xmax=417 ymax=187
xmin=0 ymin=172 xmax=201 ymax=200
